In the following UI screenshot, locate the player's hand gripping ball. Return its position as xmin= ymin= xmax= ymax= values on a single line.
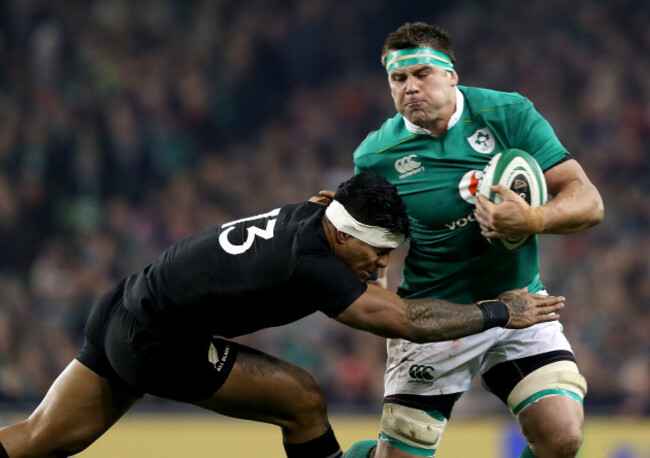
xmin=476 ymin=149 xmax=547 ymax=250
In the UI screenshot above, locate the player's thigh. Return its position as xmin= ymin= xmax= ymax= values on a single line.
xmin=193 ymin=345 xmax=326 ymax=425
xmin=3 ymin=360 xmax=137 ymax=454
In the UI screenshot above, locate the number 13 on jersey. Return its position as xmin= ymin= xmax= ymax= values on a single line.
xmin=218 ymin=208 xmax=280 ymax=255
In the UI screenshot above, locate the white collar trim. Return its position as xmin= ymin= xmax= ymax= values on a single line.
xmin=403 ymin=86 xmax=464 ymax=135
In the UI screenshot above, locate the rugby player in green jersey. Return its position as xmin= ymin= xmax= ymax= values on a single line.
xmin=346 ymin=22 xmax=603 ymax=458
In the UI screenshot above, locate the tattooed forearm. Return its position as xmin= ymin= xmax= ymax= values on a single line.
xmin=404 ymin=298 xmax=485 ymax=342
xmin=405 ymin=303 xmax=438 ymax=327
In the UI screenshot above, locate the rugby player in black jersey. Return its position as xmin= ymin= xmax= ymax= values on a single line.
xmin=0 ymin=173 xmax=564 ymax=458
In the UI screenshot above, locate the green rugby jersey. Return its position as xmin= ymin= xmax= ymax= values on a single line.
xmin=354 ymin=86 xmax=569 ymax=303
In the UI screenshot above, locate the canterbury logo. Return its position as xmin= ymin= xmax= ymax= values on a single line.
xmin=409 ymin=364 xmax=435 ymax=380
xmin=395 ymin=154 xmax=424 ymax=178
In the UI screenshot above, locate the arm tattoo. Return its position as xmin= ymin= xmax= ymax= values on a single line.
xmin=404 ymin=298 xmax=485 ymax=342
xmin=405 ymin=303 xmax=437 ymax=327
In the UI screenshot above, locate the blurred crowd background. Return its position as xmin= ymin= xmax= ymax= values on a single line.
xmin=0 ymin=0 xmax=648 ymax=418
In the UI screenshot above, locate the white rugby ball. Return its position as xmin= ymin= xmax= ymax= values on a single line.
xmin=477 ymin=148 xmax=547 ymax=251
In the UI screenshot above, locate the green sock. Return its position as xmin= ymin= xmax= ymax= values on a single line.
xmin=519 ymin=445 xmax=536 ymax=458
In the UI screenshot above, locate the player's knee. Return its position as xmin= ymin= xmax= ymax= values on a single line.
xmin=531 ymin=425 xmax=582 ymax=458
xmin=297 ymin=380 xmax=328 ymax=418
xmin=295 ymin=368 xmax=327 ymax=409
xmin=552 ymin=420 xmax=583 ymax=454
xmin=378 ymin=403 xmax=447 ymax=457
xmin=558 ymin=425 xmax=583 ymax=456
xmin=283 ymin=365 xmax=328 ymax=423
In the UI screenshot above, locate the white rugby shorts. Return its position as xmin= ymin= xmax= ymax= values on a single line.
xmin=384 ymin=320 xmax=573 ymax=397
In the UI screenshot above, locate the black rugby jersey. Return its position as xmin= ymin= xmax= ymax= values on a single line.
xmin=122 ymin=202 xmax=366 ymax=337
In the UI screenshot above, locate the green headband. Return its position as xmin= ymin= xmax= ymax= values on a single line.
xmin=385 ymin=47 xmax=454 ymax=73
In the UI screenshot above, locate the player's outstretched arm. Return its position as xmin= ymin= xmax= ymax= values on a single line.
xmin=335 ymin=284 xmax=564 ymax=343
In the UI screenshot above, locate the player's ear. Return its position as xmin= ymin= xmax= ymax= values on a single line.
xmin=335 ymin=230 xmax=351 ymax=244
xmin=449 ymin=71 xmax=458 ymax=86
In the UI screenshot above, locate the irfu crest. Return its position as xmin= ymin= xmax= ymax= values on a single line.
xmin=467 ymin=127 xmax=496 ymax=154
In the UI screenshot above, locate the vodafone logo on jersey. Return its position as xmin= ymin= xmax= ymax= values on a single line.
xmin=395 ymin=154 xmax=424 ymax=178
xmin=458 ymin=169 xmax=483 ymax=204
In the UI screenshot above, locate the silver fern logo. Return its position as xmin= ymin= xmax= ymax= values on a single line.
xmin=208 ymin=341 xmax=231 ymax=372
xmin=208 ymin=342 xmax=220 ymax=369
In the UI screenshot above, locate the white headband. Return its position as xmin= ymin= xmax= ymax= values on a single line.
xmin=325 ymin=199 xmax=404 ymax=249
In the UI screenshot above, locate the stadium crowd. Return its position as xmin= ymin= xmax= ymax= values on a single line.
xmin=0 ymin=0 xmax=648 ymax=417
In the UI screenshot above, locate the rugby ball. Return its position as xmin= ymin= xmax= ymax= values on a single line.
xmin=476 ymin=148 xmax=547 ymax=251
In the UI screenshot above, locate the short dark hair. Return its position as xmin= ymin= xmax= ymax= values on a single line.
xmin=334 ymin=173 xmax=410 ymax=239
xmin=381 ymin=22 xmax=456 ymax=67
